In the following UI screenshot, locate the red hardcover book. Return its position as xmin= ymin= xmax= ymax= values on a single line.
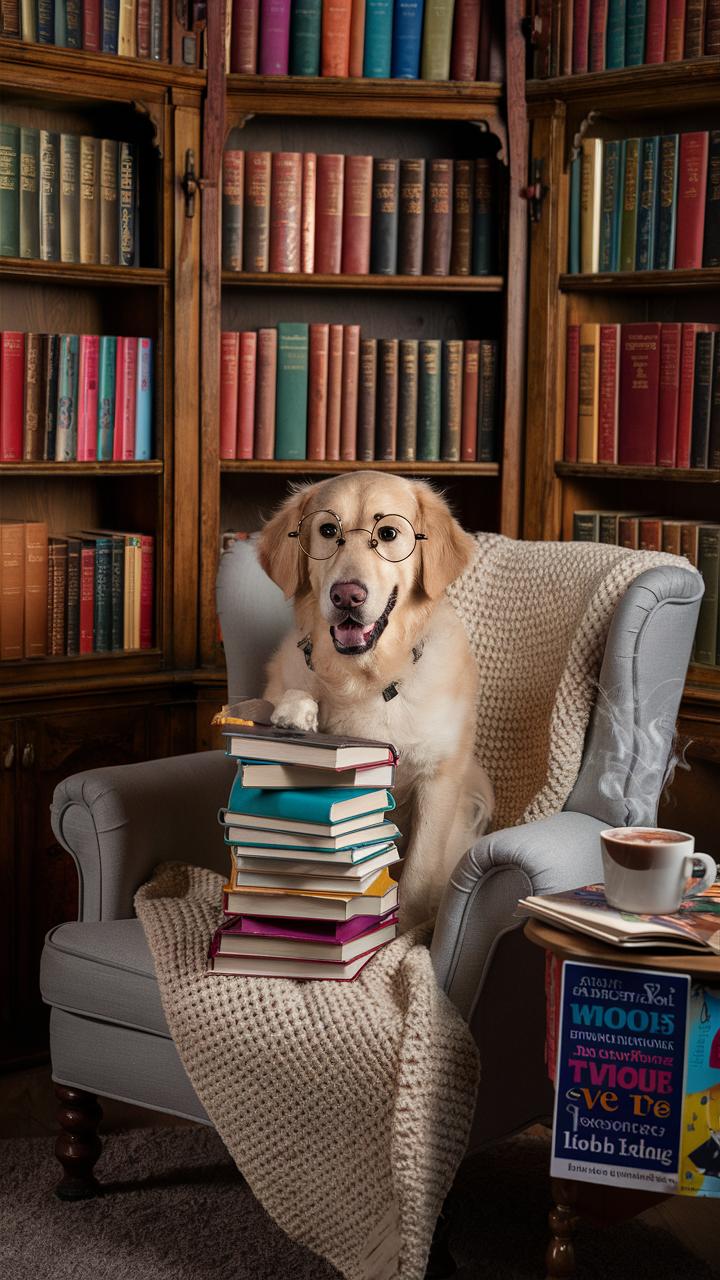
xmin=137 ymin=0 xmax=151 ymax=56
xmin=79 ymin=543 xmax=95 ymax=654
xmin=564 ymin=325 xmax=580 ymax=463
xmin=237 ymin=332 xmax=257 ymax=461
xmin=639 ymin=517 xmax=663 ymax=551
xmin=341 ymin=156 xmax=373 ymax=275
xmin=460 ymin=339 xmax=480 ymax=460
xmin=348 ymin=0 xmax=366 ymax=75
xmin=243 ymin=151 xmax=272 ymax=273
xmin=1 ymin=332 xmax=24 ymax=461
xmin=269 ymin=152 xmax=302 ymax=274
xmin=315 ymin=154 xmax=345 ymax=275
xmin=231 ymin=0 xmax=260 ymax=71
xmin=664 ymin=0 xmax=686 ymax=57
xmin=82 ymin=1 xmax=100 ymax=50
xmin=301 ymin=152 xmax=317 ymax=274
xmin=340 ymin=325 xmax=360 ymax=459
xmin=597 ymin=323 xmax=620 ymax=463
xmin=572 ymin=0 xmax=591 ymax=71
xmin=645 ymin=0 xmax=668 ymax=59
xmin=139 ymin=533 xmax=154 ymax=650
xmin=656 ymin=322 xmax=682 ymax=466
xmin=325 ymin=324 xmax=344 ymax=461
xmin=76 ymin=334 xmax=99 ymax=462
xmin=676 ymin=323 xmax=716 ymax=466
xmin=220 ymin=332 xmax=240 ymax=460
xmin=321 ymin=0 xmax=352 ymax=75
xmin=254 ymin=328 xmax=277 ymax=460
xmin=450 ymin=0 xmax=482 ymax=79
xmin=307 ymin=323 xmax=329 ymax=460
xmin=675 ymin=132 xmax=709 ymax=270
xmin=618 ymin=323 xmax=662 ymax=465
xmin=113 ymin=337 xmax=138 ymax=461
xmin=588 ymin=0 xmax=608 ymax=69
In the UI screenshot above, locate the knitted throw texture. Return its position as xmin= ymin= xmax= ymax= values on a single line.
xmin=136 ymin=534 xmax=683 ymax=1280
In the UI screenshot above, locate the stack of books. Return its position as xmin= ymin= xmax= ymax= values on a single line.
xmin=0 ymin=1 xmax=166 ymax=58
xmin=208 ymin=720 xmax=401 ymax=981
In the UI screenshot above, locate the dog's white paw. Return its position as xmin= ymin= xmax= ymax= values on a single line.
xmin=271 ymin=690 xmax=319 ymax=733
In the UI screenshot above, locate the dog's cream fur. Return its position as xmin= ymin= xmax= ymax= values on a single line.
xmin=257 ymin=472 xmax=494 ymax=931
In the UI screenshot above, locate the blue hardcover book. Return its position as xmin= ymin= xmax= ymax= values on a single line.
xmin=654 ymin=133 xmax=679 ymax=271
xmin=96 ymin=335 xmax=116 ymax=461
xmin=102 ymin=0 xmax=119 ymax=53
xmin=605 ymin=0 xmax=626 ymax=67
xmin=364 ymin=0 xmax=395 ymax=77
xmin=54 ymin=0 xmax=66 ymax=44
xmin=568 ymin=153 xmax=581 ymax=274
xmin=289 ymin=0 xmax=322 ymax=75
xmin=635 ymin=134 xmax=659 ymax=270
xmin=37 ymin=0 xmax=56 ymax=43
xmin=134 ymin=337 xmax=153 ymax=459
xmin=624 ymin=0 xmax=647 ymax=66
xmin=391 ymin=0 xmax=424 ymax=77
xmin=599 ymin=140 xmax=623 ymax=273
xmin=225 ymin=778 xmax=396 ymax=825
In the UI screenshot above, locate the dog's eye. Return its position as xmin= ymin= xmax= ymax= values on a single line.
xmin=378 ymin=525 xmax=398 ymax=541
xmin=319 ymin=522 xmax=338 ymax=539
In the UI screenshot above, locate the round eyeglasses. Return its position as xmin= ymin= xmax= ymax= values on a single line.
xmin=288 ymin=509 xmax=428 ymax=564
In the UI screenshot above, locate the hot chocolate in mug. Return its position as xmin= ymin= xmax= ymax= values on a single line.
xmin=600 ymin=826 xmax=717 ymax=915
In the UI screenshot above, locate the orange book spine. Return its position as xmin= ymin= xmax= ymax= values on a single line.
xmin=341 ymin=156 xmax=373 ymax=275
xmin=340 ymin=324 xmax=360 ymax=459
xmin=269 ymin=151 xmax=302 ymax=273
xmin=301 ymin=151 xmax=317 ymax=274
xmin=0 ymin=522 xmax=25 ymax=662
xmin=321 ymin=0 xmax=353 ymax=74
xmin=460 ymin=339 xmax=479 ymax=461
xmin=325 ymin=324 xmax=344 ymax=461
xmin=348 ymin=0 xmax=366 ymax=74
xmin=220 ymin=331 xmax=240 ymax=460
xmin=237 ymin=331 xmax=258 ymax=460
xmin=307 ymin=323 xmax=329 ymax=460
xmin=254 ymin=328 xmax=277 ymax=460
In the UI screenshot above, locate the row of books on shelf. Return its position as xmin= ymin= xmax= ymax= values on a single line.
xmin=220 ymin=325 xmax=499 ymax=462
xmin=222 ymin=150 xmax=497 ymax=278
xmin=225 ymin=0 xmax=498 ymax=81
xmin=0 ymin=125 xmax=138 ymax=267
xmin=571 ymin=510 xmax=720 ymax=667
xmin=0 ymin=0 xmax=167 ymax=56
xmin=0 ymin=521 xmax=154 ymax=662
xmin=564 ymin=321 xmax=720 ymax=468
xmin=570 ymin=131 xmax=720 ymax=276
xmin=0 ymin=332 xmax=154 ymax=463
xmin=534 ymin=0 xmax=720 ymax=78
xmin=208 ymin=713 xmax=400 ymax=980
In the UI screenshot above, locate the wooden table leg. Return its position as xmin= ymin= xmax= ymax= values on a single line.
xmin=546 ymin=1178 xmax=579 ymax=1279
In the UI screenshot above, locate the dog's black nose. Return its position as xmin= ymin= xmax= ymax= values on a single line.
xmin=330 ymin=580 xmax=367 ymax=610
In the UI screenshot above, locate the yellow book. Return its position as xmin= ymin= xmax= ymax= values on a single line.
xmin=577 ymin=323 xmax=599 ymax=463
xmin=580 ymin=138 xmax=603 ymax=274
xmin=222 ymin=867 xmax=398 ymax=922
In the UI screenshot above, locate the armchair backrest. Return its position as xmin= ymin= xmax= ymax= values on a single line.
xmin=216 ymin=534 xmax=293 ymax=702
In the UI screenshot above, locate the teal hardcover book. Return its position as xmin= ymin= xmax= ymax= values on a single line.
xmin=97 ymin=335 xmax=117 ymax=461
xmin=568 ymin=153 xmax=581 ymax=274
xmin=599 ymin=140 xmax=623 ymax=273
xmin=655 ymin=133 xmax=678 ymax=271
xmin=364 ymin=0 xmax=395 ymax=77
xmin=226 ymin=779 xmax=396 ymax=824
xmin=289 ymin=0 xmax=322 ymax=74
xmin=605 ymin=0 xmax=626 ymax=67
xmin=636 ymin=134 xmax=659 ymax=271
xmin=56 ymin=333 xmax=79 ymax=461
xmin=417 ymin=339 xmax=442 ymax=459
xmin=275 ymin=323 xmax=309 ymax=460
xmin=624 ymin=0 xmax=647 ymax=66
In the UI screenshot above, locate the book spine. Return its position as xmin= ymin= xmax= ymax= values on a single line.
xmin=568 ymin=152 xmax=581 ymax=274
xmin=307 ymin=323 xmax=329 ymax=460
xmin=122 ymin=536 xmax=136 ymax=649
xmin=113 ymin=335 xmax=137 ymax=461
xmin=77 ymin=333 xmax=100 ymax=462
xmin=66 ymin=0 xmax=82 ymax=46
xmin=635 ymin=134 xmax=659 ymax=271
xmin=477 ymin=339 xmax=499 ymax=461
xmin=314 ymin=154 xmax=344 ymax=275
xmin=230 ymin=0 xmax=260 ymax=71
xmin=99 ymin=137 xmax=119 ymax=266
xmin=341 ymin=155 xmax=373 ymax=274
xmin=363 ymin=0 xmax=394 ymax=75
xmin=706 ymin=0 xmax=720 ymax=51
xmin=321 ymin=0 xmax=352 ymax=73
xmin=655 ymin=134 xmax=679 ymax=270
xmin=269 ymin=151 xmax=302 ymax=273
xmin=43 ymin=333 xmax=59 ymax=461
xmin=580 ymin=137 xmax=602 ymax=274
xmin=440 ymin=339 xmax=463 ymax=460
xmin=420 ymin=0 xmax=457 ymax=79
xmin=449 ymin=0 xmax=480 ymax=78
xmin=222 ymin=150 xmax=245 ymax=272
xmin=689 ymin=330 xmax=715 ymax=468
xmin=237 ymin=331 xmax=257 ymax=461
xmin=37 ymin=0 xmax=54 ymax=42
xmin=391 ymin=0 xmax=424 ymax=76
xmin=644 ymin=0 xmax=668 ymax=58
xmin=696 ymin=525 xmax=720 ymax=665
xmin=117 ymin=0 xmax=136 ymax=55
xmin=149 ymin=0 xmax=162 ymax=59
xmin=665 ymin=0 xmax=686 ymax=56
xmin=599 ymin=513 xmax=619 ymax=544
xmin=702 ymin=129 xmax=720 ymax=267
xmin=275 ymin=323 xmax=309 ymax=460
xmin=0 ymin=0 xmax=20 ymax=36
xmin=424 ymin=158 xmax=453 ymax=275
xmin=370 ymin=157 xmax=399 ymax=275
xmin=677 ymin=323 xmax=702 ymax=467
xmin=108 ymin=535 xmax=123 ymax=651
xmin=101 ymin=0 xmax=119 ymax=53
xmin=79 ymin=544 xmax=95 ymax=654
xmin=301 ymin=151 xmax=316 ymax=274
xmin=139 ymin=535 xmax=153 ymax=649
xmin=639 ymin=517 xmax=663 ymax=551
xmin=564 ymin=324 xmax=580 ymax=462
xmin=572 ymin=0 xmax=591 ymax=70
xmin=471 ymin=156 xmax=494 ymax=275
xmin=675 ymin=131 xmax=709 ymax=269
xmin=93 ymin=539 xmax=112 ymax=652
xmin=1 ymin=332 xmax=24 ymax=461
xmin=417 ymin=338 xmax=441 ymax=460
xmin=618 ymin=322 xmax=661 ymax=464
xmin=349 ymin=0 xmax=366 ymax=74
xmin=357 ymin=338 xmax=377 ymax=460
xmin=605 ymin=0 xmax=626 ymax=66
xmin=449 ymin=157 xmax=472 ymax=276
xmin=377 ymin=338 xmax=399 ymax=460
xmin=0 ymin=523 xmax=24 ymax=660
xmin=56 ymin=333 xmax=79 ymax=461
xmin=619 ymin=137 xmax=640 ymax=271
xmin=48 ymin=541 xmax=68 ymax=656
xmin=661 ymin=521 xmax=683 ymax=554
xmin=136 ymin=0 xmax=150 ymax=53
xmin=577 ymin=322 xmax=600 ymax=463
xmin=683 ymin=0 xmax=706 ymax=55
xmin=23 ymin=523 xmax=48 ymax=657
xmin=83 ymin=0 xmax=101 ymax=48
xmin=339 ymin=324 xmax=360 ymax=459
xmin=325 ymin=323 xmax=344 ymax=460
xmin=625 ymin=0 xmax=647 ymax=63
xmin=397 ymin=338 xmax=419 ymax=462
xmin=259 ymin=0 xmax=291 ymax=71
xmin=79 ymin=134 xmax=100 ymax=265
xmin=597 ymin=324 xmax=620 ymax=462
xmin=656 ymin=322 xmax=682 ymax=466
xmin=58 ymin=133 xmax=80 ymax=264
xmin=589 ymin=0 xmax=608 ymax=68
xmin=118 ymin=141 xmax=136 ymax=268
xmin=573 ymin=512 xmax=600 ymax=542
xmin=134 ymin=336 xmax=152 ymax=459
xmin=96 ymin=334 xmax=117 ymax=461
xmin=397 ymin=158 xmax=425 ymax=275
xmin=599 ymin=139 xmax=622 ymax=273
xmin=254 ymin=328 xmax=277 ymax=460
xmin=220 ymin=331 xmax=240 ymax=459
xmin=460 ymin=338 xmax=479 ymax=461
xmin=19 ymin=126 xmax=39 ymax=260
xmin=708 ymin=336 xmax=720 ymax=468
xmin=22 ymin=332 xmax=44 ymax=462
xmin=243 ymin=151 xmax=272 ymax=273
xmin=65 ymin=538 xmax=80 ymax=655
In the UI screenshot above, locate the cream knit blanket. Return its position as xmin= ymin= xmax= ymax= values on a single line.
xmin=136 ymin=535 xmax=683 ymax=1280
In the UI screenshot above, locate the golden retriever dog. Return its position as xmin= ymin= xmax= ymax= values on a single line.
xmin=257 ymin=471 xmax=494 ymax=931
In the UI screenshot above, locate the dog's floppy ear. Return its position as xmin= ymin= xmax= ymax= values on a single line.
xmin=413 ymin=481 xmax=476 ymax=600
xmin=257 ymin=484 xmax=315 ymax=599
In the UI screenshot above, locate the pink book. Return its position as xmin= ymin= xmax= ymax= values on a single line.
xmin=214 ymin=910 xmax=398 ymax=945
xmin=258 ymin=0 xmax=292 ymax=73
xmin=340 ymin=324 xmax=360 ymax=459
xmin=644 ymin=0 xmax=668 ymax=61
xmin=656 ymin=322 xmax=682 ymax=467
xmin=139 ymin=533 xmax=154 ymax=650
xmin=237 ymin=331 xmax=257 ymax=460
xmin=113 ymin=337 xmax=138 ymax=461
xmin=675 ymin=132 xmax=709 ymax=271
xmin=220 ymin=331 xmax=240 ymax=459
xmin=597 ymin=324 xmax=620 ymax=463
xmin=77 ymin=335 xmax=100 ymax=462
xmin=301 ymin=152 xmax=317 ymax=274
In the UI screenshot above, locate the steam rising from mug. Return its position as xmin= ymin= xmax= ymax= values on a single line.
xmin=592 ymin=682 xmax=691 ymax=825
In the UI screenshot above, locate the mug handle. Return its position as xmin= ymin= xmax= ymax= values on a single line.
xmin=684 ymin=853 xmax=718 ymax=898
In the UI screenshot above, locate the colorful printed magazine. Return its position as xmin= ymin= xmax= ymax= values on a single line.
xmin=519 ymin=883 xmax=720 ymax=954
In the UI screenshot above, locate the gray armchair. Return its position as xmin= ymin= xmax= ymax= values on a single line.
xmin=40 ymin=537 xmax=703 ymax=1199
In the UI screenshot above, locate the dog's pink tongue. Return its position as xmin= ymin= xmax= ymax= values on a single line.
xmin=335 ymin=622 xmax=372 ymax=647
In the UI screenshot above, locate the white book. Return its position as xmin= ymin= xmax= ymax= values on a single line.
xmin=232 ymin=847 xmax=401 ymax=893
xmin=208 ymin=947 xmax=383 ymax=981
xmin=227 ymin=838 xmax=397 ymax=866
xmin=225 ymin=821 xmax=400 ymax=852
xmin=237 ymin=761 xmax=396 ymax=789
xmin=222 ymin=806 xmax=391 ymax=839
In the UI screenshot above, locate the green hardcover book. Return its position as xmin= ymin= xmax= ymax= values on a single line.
xmin=655 ymin=134 xmax=679 ymax=271
xmin=696 ymin=525 xmax=720 ymax=666
xmin=598 ymin=512 xmax=619 ymax=544
xmin=625 ymin=0 xmax=647 ymax=65
xmin=39 ymin=129 xmax=60 ymax=262
xmin=440 ymin=339 xmax=463 ymax=461
xmin=55 ymin=333 xmax=79 ymax=461
xmin=97 ymin=335 xmax=117 ymax=461
xmin=635 ymin=134 xmax=659 ymax=271
xmin=19 ymin=127 xmax=39 ymax=259
xmin=419 ymin=0 xmax=456 ymax=81
xmin=417 ymin=339 xmax=442 ymax=460
xmin=568 ymin=152 xmax=581 ymax=274
xmin=397 ymin=339 xmax=419 ymax=462
xmin=471 ymin=158 xmax=495 ymax=276
xmin=477 ymin=339 xmax=499 ymax=461
xmin=619 ymin=138 xmax=640 ymax=273
xmin=275 ymin=323 xmax=309 ymax=460
xmin=289 ymin=0 xmax=322 ymax=74
xmin=573 ymin=511 xmax=600 ymax=541
xmin=59 ymin=133 xmax=80 ymax=264
xmin=605 ymin=0 xmax=627 ymax=68
xmin=0 ymin=123 xmax=20 ymax=257
xmin=599 ymin=140 xmax=624 ymax=273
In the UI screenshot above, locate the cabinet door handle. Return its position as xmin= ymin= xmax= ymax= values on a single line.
xmin=3 ymin=744 xmax=15 ymax=769
xmin=21 ymin=743 xmax=35 ymax=769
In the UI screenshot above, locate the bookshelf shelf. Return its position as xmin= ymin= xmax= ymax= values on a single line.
xmin=226 ymin=76 xmax=504 ymax=123
xmin=555 ymin=463 xmax=720 ymax=485
xmin=221 ymin=272 xmax=506 ymax=293
xmin=0 ymin=649 xmax=164 ymax=693
xmin=559 ymin=270 xmax=720 ymax=294
xmin=0 ymin=260 xmax=170 ymax=288
xmin=220 ymin=461 xmax=501 ymax=476
xmin=0 ymin=37 xmax=206 ymax=90
xmin=0 ymin=461 xmax=163 ymax=476
xmin=526 ymin=57 xmax=720 ymax=110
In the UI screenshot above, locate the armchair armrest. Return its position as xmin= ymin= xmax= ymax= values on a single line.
xmin=52 ymin=751 xmax=237 ymax=923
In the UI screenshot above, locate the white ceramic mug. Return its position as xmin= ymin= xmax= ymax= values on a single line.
xmin=600 ymin=826 xmax=717 ymax=915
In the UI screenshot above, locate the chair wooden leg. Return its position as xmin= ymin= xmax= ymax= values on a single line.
xmin=54 ymin=1085 xmax=103 ymax=1201
xmin=546 ymin=1178 xmax=579 ymax=1279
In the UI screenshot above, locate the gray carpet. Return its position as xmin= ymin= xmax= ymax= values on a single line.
xmin=0 ymin=1126 xmax=717 ymax=1279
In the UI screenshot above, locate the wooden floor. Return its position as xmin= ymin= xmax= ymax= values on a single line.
xmin=1 ymin=1066 xmax=718 ymax=1274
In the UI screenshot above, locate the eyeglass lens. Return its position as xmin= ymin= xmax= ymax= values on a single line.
xmin=297 ymin=511 xmax=419 ymax=562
